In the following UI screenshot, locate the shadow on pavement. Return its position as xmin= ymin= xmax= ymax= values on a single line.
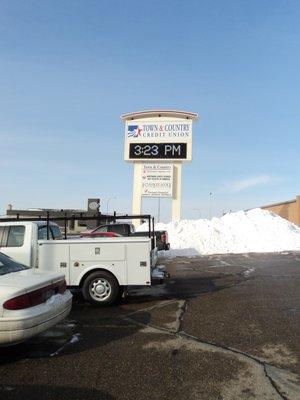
xmin=0 ymin=310 xmax=151 ymax=365
xmin=0 ymin=384 xmax=115 ymax=400
xmin=125 ymin=273 xmax=244 ymax=305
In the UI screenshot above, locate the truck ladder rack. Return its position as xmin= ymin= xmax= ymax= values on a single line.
xmin=0 ymin=212 xmax=156 ymax=249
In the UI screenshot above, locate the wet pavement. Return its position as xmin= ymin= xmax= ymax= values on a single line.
xmin=0 ymin=252 xmax=299 ymax=400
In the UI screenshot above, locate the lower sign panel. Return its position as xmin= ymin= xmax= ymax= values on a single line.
xmin=141 ymin=163 xmax=173 ymax=197
xmin=129 ymin=143 xmax=187 ymax=159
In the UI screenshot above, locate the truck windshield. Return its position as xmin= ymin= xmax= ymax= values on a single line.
xmin=0 ymin=253 xmax=29 ymax=276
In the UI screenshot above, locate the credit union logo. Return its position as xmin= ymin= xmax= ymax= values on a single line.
xmin=127 ymin=122 xmax=190 ymax=139
xmin=127 ymin=125 xmax=142 ymax=138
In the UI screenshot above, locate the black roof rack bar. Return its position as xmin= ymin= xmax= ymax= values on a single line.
xmin=0 ymin=214 xmax=151 ymax=222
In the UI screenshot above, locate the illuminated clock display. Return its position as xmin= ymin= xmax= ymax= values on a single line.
xmin=129 ymin=143 xmax=187 ymax=159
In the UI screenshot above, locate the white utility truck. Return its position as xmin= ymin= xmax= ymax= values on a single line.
xmin=0 ymin=219 xmax=165 ymax=306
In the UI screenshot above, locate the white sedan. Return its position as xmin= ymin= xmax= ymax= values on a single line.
xmin=0 ymin=252 xmax=72 ymax=345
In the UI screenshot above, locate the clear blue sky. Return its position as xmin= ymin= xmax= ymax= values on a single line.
xmin=1 ymin=0 xmax=299 ymax=221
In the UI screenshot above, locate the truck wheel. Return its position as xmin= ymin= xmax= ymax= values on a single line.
xmin=82 ymin=271 xmax=120 ymax=306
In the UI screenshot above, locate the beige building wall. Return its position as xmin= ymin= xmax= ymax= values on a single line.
xmin=261 ymin=195 xmax=300 ymax=226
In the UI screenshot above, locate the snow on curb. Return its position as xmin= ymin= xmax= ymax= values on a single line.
xmin=137 ymin=208 xmax=300 ymax=257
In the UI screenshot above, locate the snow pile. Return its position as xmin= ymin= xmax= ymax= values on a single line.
xmin=137 ymin=208 xmax=300 ymax=257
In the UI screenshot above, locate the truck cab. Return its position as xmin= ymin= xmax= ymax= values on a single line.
xmin=0 ymin=221 xmax=61 ymax=266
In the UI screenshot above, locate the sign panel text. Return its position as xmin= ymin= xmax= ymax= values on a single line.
xmin=141 ymin=164 xmax=173 ymax=197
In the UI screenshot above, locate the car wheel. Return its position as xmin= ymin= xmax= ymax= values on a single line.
xmin=82 ymin=271 xmax=120 ymax=306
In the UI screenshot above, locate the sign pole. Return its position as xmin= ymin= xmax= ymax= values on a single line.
xmin=132 ymin=163 xmax=142 ymax=227
xmin=172 ymin=163 xmax=182 ymax=220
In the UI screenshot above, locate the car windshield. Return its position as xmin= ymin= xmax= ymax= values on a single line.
xmin=0 ymin=253 xmax=30 ymax=276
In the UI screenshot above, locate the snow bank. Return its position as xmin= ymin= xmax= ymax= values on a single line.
xmin=137 ymin=208 xmax=300 ymax=257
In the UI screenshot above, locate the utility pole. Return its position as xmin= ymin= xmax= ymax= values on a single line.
xmin=209 ymin=192 xmax=213 ymax=219
xmin=106 ymin=197 xmax=116 ymax=215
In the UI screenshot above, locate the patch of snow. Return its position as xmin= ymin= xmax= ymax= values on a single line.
xmin=158 ymin=248 xmax=199 ymax=258
xmin=218 ymin=260 xmax=232 ymax=266
xmin=138 ymin=209 xmax=300 ymax=257
xmin=50 ymin=333 xmax=81 ymax=357
xmin=243 ymin=267 xmax=255 ymax=277
xmin=69 ymin=333 xmax=81 ymax=344
xmin=46 ymin=293 xmax=69 ymax=308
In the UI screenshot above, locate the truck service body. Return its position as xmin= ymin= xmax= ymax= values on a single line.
xmin=0 ymin=220 xmax=165 ymax=305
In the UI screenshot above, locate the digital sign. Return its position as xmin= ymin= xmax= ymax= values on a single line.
xmin=124 ymin=118 xmax=193 ymax=162
xmin=129 ymin=143 xmax=187 ymax=159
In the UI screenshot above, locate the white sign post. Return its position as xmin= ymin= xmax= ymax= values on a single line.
xmin=122 ymin=110 xmax=198 ymax=227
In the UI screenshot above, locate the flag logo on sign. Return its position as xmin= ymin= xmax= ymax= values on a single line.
xmin=127 ymin=125 xmax=142 ymax=138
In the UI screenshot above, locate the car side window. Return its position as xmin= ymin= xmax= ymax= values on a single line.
xmin=108 ymin=225 xmax=124 ymax=235
xmin=96 ymin=226 xmax=108 ymax=233
xmin=6 ymin=226 xmax=25 ymax=247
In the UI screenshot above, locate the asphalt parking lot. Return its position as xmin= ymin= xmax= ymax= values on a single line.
xmin=0 ymin=252 xmax=299 ymax=400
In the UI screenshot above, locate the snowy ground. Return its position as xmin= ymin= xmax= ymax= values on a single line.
xmin=137 ymin=208 xmax=300 ymax=257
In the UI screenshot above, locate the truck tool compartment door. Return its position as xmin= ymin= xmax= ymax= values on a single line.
xmin=126 ymin=241 xmax=151 ymax=285
xmin=38 ymin=242 xmax=70 ymax=284
xmin=69 ymin=242 xmax=126 ymax=286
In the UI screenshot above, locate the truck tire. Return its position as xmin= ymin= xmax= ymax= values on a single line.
xmin=82 ymin=271 xmax=120 ymax=306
